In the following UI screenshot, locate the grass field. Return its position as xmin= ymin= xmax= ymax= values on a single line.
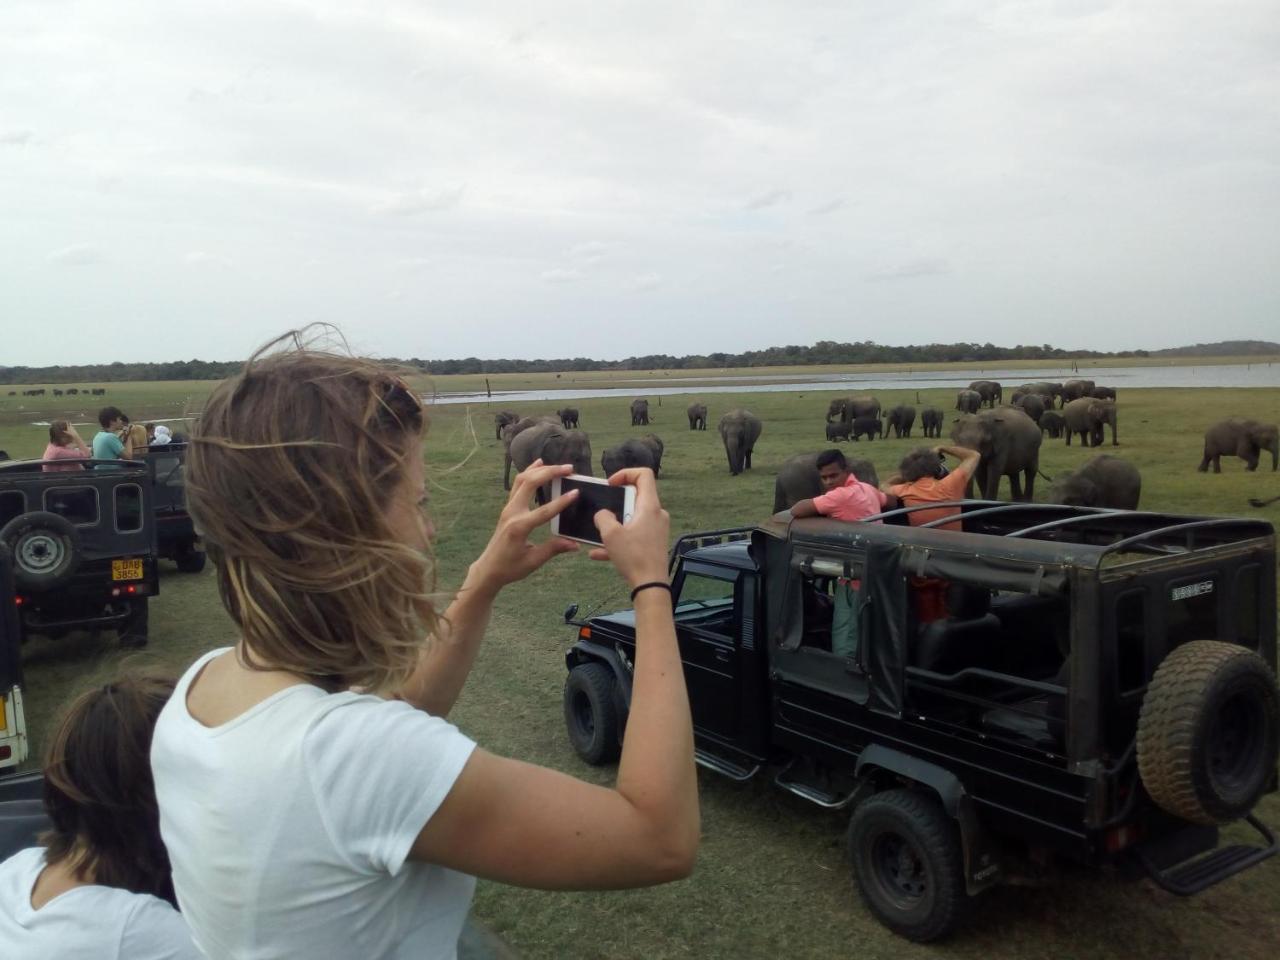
xmin=2 ymin=374 xmax=1279 ymax=959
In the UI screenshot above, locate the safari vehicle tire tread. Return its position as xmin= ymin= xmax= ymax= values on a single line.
xmin=1137 ymin=640 xmax=1279 ymax=825
xmin=848 ymin=789 xmax=969 ymax=942
xmin=0 ymin=511 xmax=81 ymax=592
xmin=564 ymin=663 xmax=621 ymax=765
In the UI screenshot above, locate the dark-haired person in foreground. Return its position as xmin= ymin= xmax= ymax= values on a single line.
xmin=782 ymin=449 xmax=892 ymax=659
xmin=150 ymin=331 xmax=697 ymax=960
xmin=91 ymin=406 xmax=135 ymax=465
xmin=0 ymin=673 xmax=199 ymax=959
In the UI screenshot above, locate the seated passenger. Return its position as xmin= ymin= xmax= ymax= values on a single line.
xmin=785 ymin=450 xmax=889 ymax=661
xmin=0 ymin=673 xmax=199 ymax=959
xmin=885 ymin=444 xmax=981 ymax=623
xmin=42 ymin=420 xmax=90 ymax=473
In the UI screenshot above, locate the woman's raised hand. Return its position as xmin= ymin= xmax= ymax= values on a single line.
xmin=468 ymin=460 xmax=581 ymax=593
xmin=588 ymin=468 xmax=669 ymax=588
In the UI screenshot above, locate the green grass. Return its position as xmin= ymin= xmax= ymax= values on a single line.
xmin=5 ymin=375 xmax=1280 ymax=960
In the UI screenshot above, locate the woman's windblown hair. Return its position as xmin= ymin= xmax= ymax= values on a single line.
xmin=42 ymin=672 xmax=178 ymax=904
xmin=185 ymin=327 xmax=436 ymax=694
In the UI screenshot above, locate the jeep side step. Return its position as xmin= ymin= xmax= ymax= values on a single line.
xmin=694 ymin=747 xmax=760 ymax=782
xmin=1134 ymin=815 xmax=1278 ymax=896
xmin=774 ymin=760 xmax=856 ymax=809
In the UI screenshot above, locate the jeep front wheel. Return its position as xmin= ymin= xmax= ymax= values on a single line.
xmin=848 ymin=789 xmax=969 ymax=942
xmin=1 ymin=511 xmax=81 ymax=592
xmin=563 ymin=663 xmax=621 ymax=765
xmin=1137 ymin=640 xmax=1279 ymax=825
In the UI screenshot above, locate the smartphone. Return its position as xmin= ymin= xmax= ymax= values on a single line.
xmin=550 ymin=474 xmax=636 ymax=545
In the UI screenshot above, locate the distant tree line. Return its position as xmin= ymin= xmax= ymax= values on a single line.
xmin=2 ymin=338 xmax=1274 ymax=385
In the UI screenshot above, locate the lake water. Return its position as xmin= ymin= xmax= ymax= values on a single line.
xmin=427 ymin=362 xmax=1280 ymax=406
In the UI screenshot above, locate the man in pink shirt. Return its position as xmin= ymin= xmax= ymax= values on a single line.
xmin=786 ymin=450 xmax=894 ymax=660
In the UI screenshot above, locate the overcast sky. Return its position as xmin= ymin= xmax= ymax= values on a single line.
xmin=2 ymin=1 xmax=1277 ymax=366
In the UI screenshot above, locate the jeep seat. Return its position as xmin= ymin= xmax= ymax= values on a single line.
xmin=912 ymin=585 xmax=1002 ymax=674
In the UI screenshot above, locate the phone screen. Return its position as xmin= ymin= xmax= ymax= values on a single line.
xmin=557 ymin=477 xmax=627 ymax=544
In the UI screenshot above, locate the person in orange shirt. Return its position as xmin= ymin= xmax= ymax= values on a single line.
xmin=884 ymin=444 xmax=981 ymax=531
xmin=885 ymin=444 xmax=982 ymax=622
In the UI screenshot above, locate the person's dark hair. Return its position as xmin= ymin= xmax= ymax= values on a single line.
xmin=48 ymin=420 xmax=73 ymax=446
xmin=185 ymin=326 xmax=435 ymax=695
xmin=815 ymin=449 xmax=847 ymax=472
xmin=97 ymin=406 xmax=124 ymax=429
xmin=899 ymin=447 xmax=945 ymax=482
xmin=41 ymin=672 xmax=178 ymax=905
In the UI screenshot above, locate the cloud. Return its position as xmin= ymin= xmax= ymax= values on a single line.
xmin=631 ymin=272 xmax=662 ymax=291
xmin=541 ymin=268 xmax=582 ymax=284
xmin=808 ymin=198 xmax=847 ymax=216
xmin=744 ymin=189 xmax=791 ymax=211
xmin=569 ymin=241 xmax=611 ymax=263
xmin=47 ymin=244 xmax=103 ymax=267
xmin=394 ymin=257 xmax=433 ymax=271
xmin=865 ymin=258 xmax=951 ymax=281
xmin=371 ymin=185 xmax=465 ymax=216
xmin=183 ymin=250 xmax=231 ymax=267
xmin=0 ymin=130 xmax=32 ymax=146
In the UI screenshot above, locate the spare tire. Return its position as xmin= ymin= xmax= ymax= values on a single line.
xmin=0 ymin=511 xmax=81 ymax=592
xmin=1137 ymin=640 xmax=1279 ymax=825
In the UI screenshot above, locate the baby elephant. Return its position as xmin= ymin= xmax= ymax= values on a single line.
xmin=601 ymin=434 xmax=664 ymax=478
xmin=826 ymin=420 xmax=853 ymax=442
xmin=1050 ymin=455 xmax=1141 ymax=510
xmin=1039 ymin=410 xmax=1065 ymax=439
xmin=885 ymin=404 xmax=916 ymax=439
xmin=919 ymin=408 xmax=943 ymax=439
xmin=1199 ymin=418 xmax=1279 ymax=473
xmin=851 ymin=415 xmax=882 ymax=442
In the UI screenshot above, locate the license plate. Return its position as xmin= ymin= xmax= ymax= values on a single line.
xmin=112 ymin=559 xmax=144 ymax=581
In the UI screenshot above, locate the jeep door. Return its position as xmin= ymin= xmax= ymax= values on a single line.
xmin=672 ymin=561 xmax=742 ymax=745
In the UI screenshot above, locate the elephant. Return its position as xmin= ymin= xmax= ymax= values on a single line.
xmin=1062 ymin=398 xmax=1117 ymax=447
xmin=687 ymin=402 xmax=708 ymax=430
xmin=851 ymin=415 xmax=882 ymax=442
xmin=557 ymin=407 xmax=580 ymax=429
xmin=920 ymin=408 xmax=943 ymax=439
xmin=501 ymin=415 xmax=561 ymax=488
xmin=1023 ymin=382 xmax=1064 ymax=407
xmin=826 ymin=398 xmax=848 ymax=422
xmin=1199 ymin=418 xmax=1279 ymax=473
xmin=1012 ymin=393 xmax=1045 ymax=424
xmin=1062 ymin=379 xmax=1096 ymax=403
xmin=826 ymin=420 xmax=853 ymax=442
xmin=494 ymin=410 xmax=520 ymax=441
xmin=844 ymin=396 xmax=881 ymax=421
xmin=955 ymin=390 xmax=982 ymax=414
xmin=1050 ymin=455 xmax=1141 ymax=510
xmin=630 ymin=398 xmax=650 ymax=426
xmin=719 ymin=409 xmax=763 ymax=475
xmin=968 ymin=380 xmax=1002 ymax=407
xmin=1089 ymin=386 xmax=1116 ymax=401
xmin=885 ymin=405 xmax=916 ymax=439
xmin=772 ymin=453 xmax=881 ymax=513
xmin=602 ymin=434 xmax=663 ymax=477
xmin=507 ymin=423 xmax=593 ymax=502
xmin=950 ymin=407 xmax=1043 ymax=501
xmin=1039 ymin=410 xmax=1065 ymax=439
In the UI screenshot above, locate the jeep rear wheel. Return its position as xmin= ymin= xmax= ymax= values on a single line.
xmin=564 ymin=663 xmax=621 ymax=765
xmin=848 ymin=789 xmax=968 ymax=942
xmin=174 ymin=542 xmax=206 ymax=573
xmin=1137 ymin=640 xmax=1279 ymax=825
xmin=1 ymin=511 xmax=81 ymax=592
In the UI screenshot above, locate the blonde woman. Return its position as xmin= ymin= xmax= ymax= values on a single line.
xmin=150 ymin=332 xmax=697 ymax=959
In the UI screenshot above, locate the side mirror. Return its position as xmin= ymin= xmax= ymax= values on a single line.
xmin=563 ymin=603 xmax=579 ymax=624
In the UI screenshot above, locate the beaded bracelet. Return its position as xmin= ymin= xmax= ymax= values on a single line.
xmin=630 ymin=581 xmax=672 ymax=601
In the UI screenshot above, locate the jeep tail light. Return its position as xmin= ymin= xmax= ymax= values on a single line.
xmin=579 ymin=627 xmax=591 ymax=640
xmin=13 ymin=597 xmax=21 ymax=606
xmin=1104 ymin=823 xmax=1142 ymax=853
xmin=0 ymin=746 xmax=10 ymax=762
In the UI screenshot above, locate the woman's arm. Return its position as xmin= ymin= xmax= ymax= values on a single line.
xmin=66 ymin=425 xmax=91 ymax=457
xmin=396 ymin=461 xmax=580 ymax=717
xmin=409 ymin=468 xmax=700 ymax=888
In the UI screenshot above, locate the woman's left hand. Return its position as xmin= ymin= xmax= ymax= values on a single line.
xmin=467 ymin=460 xmax=580 ymax=594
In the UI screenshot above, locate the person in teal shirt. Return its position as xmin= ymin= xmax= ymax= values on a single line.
xmin=92 ymin=406 xmax=134 ymax=466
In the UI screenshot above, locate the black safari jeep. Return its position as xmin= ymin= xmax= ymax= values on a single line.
xmin=562 ymin=501 xmax=1279 ymax=941
xmin=146 ymin=443 xmax=205 ymax=573
xmin=0 ymin=458 xmax=158 ymax=648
